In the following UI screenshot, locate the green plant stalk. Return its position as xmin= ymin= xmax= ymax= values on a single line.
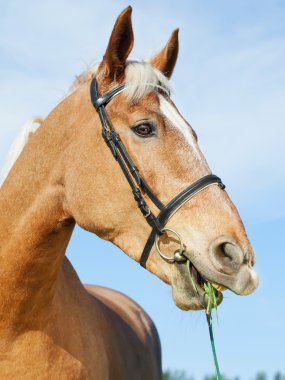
xmin=187 ymin=259 xmax=221 ymax=380
xmin=203 ymin=281 xmax=219 ymax=324
xmin=206 ymin=311 xmax=222 ymax=380
xmin=187 ymin=259 xmax=198 ymax=293
xmin=204 ymin=282 xmax=221 ymax=379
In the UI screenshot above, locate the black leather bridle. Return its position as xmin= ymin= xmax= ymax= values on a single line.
xmin=90 ymin=76 xmax=225 ymax=268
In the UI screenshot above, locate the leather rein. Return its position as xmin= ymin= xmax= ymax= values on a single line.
xmin=90 ymin=76 xmax=225 ymax=268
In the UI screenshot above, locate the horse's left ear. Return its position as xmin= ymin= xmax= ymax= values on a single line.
xmin=149 ymin=28 xmax=179 ymax=78
xmin=99 ymin=6 xmax=134 ymax=83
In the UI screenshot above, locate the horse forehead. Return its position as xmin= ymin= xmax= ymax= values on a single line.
xmin=158 ymin=94 xmax=199 ymax=154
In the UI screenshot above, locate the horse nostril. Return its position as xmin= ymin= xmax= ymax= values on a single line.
xmin=221 ymin=242 xmax=240 ymax=262
xmin=210 ymin=237 xmax=244 ymax=274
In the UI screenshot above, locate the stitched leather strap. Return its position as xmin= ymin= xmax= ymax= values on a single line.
xmin=91 ymin=82 xmax=125 ymax=110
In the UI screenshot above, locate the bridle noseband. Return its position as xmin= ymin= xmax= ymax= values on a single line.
xmin=90 ymin=76 xmax=225 ymax=268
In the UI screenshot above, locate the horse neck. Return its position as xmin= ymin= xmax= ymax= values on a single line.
xmin=0 ymin=97 xmax=79 ymax=330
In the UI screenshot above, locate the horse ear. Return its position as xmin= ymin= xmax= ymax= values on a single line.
xmin=149 ymin=28 xmax=179 ymax=78
xmin=99 ymin=6 xmax=134 ymax=83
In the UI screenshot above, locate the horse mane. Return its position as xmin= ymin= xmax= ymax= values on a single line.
xmin=0 ymin=117 xmax=44 ymax=186
xmin=69 ymin=60 xmax=171 ymax=102
xmin=1 ymin=61 xmax=170 ymax=186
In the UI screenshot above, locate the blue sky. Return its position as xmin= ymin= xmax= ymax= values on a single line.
xmin=0 ymin=1 xmax=284 ymax=378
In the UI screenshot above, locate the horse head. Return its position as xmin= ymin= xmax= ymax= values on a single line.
xmin=59 ymin=6 xmax=258 ymax=310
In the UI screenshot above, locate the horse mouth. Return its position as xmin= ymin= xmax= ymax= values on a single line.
xmin=187 ymin=260 xmax=226 ymax=302
xmin=171 ymin=259 xmax=226 ymax=311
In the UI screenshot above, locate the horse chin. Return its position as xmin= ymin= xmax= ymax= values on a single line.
xmin=170 ymin=261 xmax=223 ymax=311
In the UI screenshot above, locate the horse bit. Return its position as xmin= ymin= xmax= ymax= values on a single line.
xmin=90 ymin=76 xmax=225 ymax=268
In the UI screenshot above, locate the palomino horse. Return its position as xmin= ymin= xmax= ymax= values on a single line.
xmin=0 ymin=6 xmax=258 ymax=380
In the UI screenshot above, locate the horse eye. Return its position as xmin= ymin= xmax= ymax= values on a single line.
xmin=133 ymin=123 xmax=154 ymax=138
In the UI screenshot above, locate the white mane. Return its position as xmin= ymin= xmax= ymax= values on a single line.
xmin=1 ymin=61 xmax=171 ymax=186
xmin=70 ymin=60 xmax=171 ymax=102
xmin=122 ymin=60 xmax=171 ymax=101
xmin=0 ymin=117 xmax=43 ymax=186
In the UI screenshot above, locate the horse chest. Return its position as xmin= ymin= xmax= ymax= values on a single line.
xmin=0 ymin=333 xmax=88 ymax=379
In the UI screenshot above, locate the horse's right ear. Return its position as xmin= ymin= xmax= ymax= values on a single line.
xmin=98 ymin=6 xmax=134 ymax=83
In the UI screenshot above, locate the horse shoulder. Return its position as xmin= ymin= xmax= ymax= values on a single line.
xmin=84 ymin=284 xmax=162 ymax=380
xmin=53 ymin=259 xmax=161 ymax=379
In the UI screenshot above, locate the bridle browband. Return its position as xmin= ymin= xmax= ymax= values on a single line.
xmin=90 ymin=75 xmax=225 ymax=268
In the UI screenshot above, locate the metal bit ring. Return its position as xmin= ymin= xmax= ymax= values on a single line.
xmin=155 ymin=228 xmax=185 ymax=263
